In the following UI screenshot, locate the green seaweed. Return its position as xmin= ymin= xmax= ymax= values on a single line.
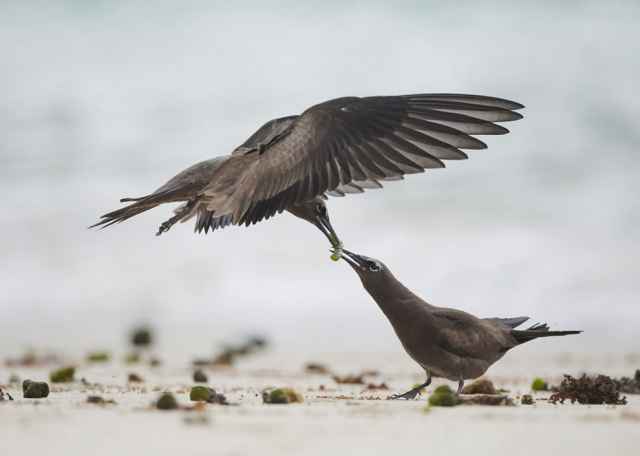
xmin=49 ymin=366 xmax=75 ymax=383
xmin=531 ymin=378 xmax=548 ymax=391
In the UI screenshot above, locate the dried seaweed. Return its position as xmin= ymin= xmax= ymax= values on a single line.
xmin=615 ymin=369 xmax=640 ymax=394
xmin=549 ymin=374 xmax=627 ymax=405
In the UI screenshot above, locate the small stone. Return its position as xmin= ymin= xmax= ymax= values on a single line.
xmin=262 ymin=388 xmax=303 ymax=404
xmin=190 ymin=386 xmax=215 ymax=402
xmin=23 ymin=380 xmax=50 ymax=398
xmin=49 ymin=366 xmax=75 ymax=383
xmin=128 ymin=373 xmax=144 ymax=383
xmin=521 ymin=394 xmax=535 ymax=405
xmin=130 ymin=326 xmax=153 ymax=347
xmin=86 ymin=351 xmax=110 ymax=363
xmin=149 ymin=357 xmax=162 ymax=367
xmin=462 ymin=378 xmax=497 ymax=395
xmin=531 ymin=377 xmax=548 ymax=391
xmin=156 ymin=392 xmax=178 ymax=410
xmin=193 ymin=369 xmax=208 ymax=383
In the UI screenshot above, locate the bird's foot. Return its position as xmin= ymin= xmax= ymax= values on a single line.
xmin=388 ymin=387 xmax=423 ymax=401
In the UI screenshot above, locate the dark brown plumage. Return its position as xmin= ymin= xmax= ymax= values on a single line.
xmin=92 ymin=93 xmax=524 ymax=244
xmin=339 ymin=250 xmax=581 ymax=398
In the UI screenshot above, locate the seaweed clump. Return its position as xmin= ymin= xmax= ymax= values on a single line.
xmin=521 ymin=394 xmax=534 ymax=405
xmin=549 ymin=374 xmax=627 ymax=405
xmin=531 ymin=378 xmax=548 ymax=391
xmin=461 ymin=378 xmax=497 ymax=395
xmin=262 ymin=388 xmax=303 ymax=404
xmin=427 ymin=385 xmax=460 ymax=407
xmin=50 ymin=366 xmax=75 ymax=383
xmin=156 ymin=392 xmax=178 ymax=410
xmin=190 ymin=386 xmax=227 ymax=404
xmin=193 ymin=369 xmax=208 ymax=383
xmin=615 ymin=369 xmax=640 ymax=394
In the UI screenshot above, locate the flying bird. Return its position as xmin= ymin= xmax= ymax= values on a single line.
xmin=92 ymin=93 xmax=524 ymax=249
xmin=338 ymin=249 xmax=581 ymax=397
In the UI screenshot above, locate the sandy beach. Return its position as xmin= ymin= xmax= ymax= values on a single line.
xmin=2 ymin=349 xmax=639 ymax=456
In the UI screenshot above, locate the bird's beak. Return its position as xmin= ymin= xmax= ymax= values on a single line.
xmin=315 ymin=212 xmax=341 ymax=249
xmin=339 ymin=249 xmax=367 ymax=270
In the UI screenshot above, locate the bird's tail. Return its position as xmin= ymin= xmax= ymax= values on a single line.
xmin=90 ymin=190 xmax=183 ymax=230
xmin=511 ymin=322 xmax=582 ymax=344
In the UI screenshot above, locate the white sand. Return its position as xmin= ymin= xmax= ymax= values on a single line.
xmin=1 ymin=351 xmax=639 ymax=456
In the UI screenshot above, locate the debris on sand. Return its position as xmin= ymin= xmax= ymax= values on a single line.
xmin=87 ymin=395 xmax=116 ymax=405
xmin=127 ymin=373 xmax=144 ymax=383
xmin=193 ymin=369 xmax=208 ymax=383
xmin=190 ymin=386 xmax=214 ymax=402
xmin=549 ymin=374 xmax=627 ymax=405
xmin=332 ymin=374 xmax=365 ymax=385
xmin=49 ymin=366 xmax=75 ymax=383
xmin=194 ymin=335 xmax=270 ymax=367
xmin=8 ymin=374 xmax=20 ymax=385
xmin=531 ymin=377 xmax=549 ymax=391
xmin=458 ymin=394 xmax=514 ymax=406
xmin=149 ymin=357 xmax=162 ymax=368
xmin=124 ymin=352 xmax=141 ymax=364
xmin=262 ymin=388 xmax=303 ymax=404
xmin=86 ymin=351 xmax=111 ymax=363
xmin=5 ymin=350 xmax=60 ymax=367
xmin=305 ymin=363 xmax=331 ymax=375
xmin=521 ymin=394 xmax=535 ymax=405
xmin=615 ymin=369 xmax=640 ymax=394
xmin=156 ymin=392 xmax=178 ymax=410
xmin=0 ymin=388 xmax=14 ymax=401
xmin=427 ymin=385 xmax=460 ymax=407
xmin=23 ymin=380 xmax=50 ymax=399
xmin=190 ymin=386 xmax=228 ymax=404
xmin=461 ymin=378 xmax=497 ymax=395
xmin=130 ymin=326 xmax=153 ymax=347
xmin=365 ymin=382 xmax=389 ymax=390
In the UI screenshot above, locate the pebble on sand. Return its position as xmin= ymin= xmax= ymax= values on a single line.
xmin=23 ymin=380 xmax=50 ymax=398
xmin=86 ymin=351 xmax=111 ymax=363
xmin=128 ymin=373 xmax=144 ymax=383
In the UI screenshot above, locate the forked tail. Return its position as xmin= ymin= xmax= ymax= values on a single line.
xmin=511 ymin=322 xmax=582 ymax=344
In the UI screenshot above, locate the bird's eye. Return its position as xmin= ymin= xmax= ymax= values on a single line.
xmin=316 ymin=204 xmax=326 ymax=215
xmin=368 ymin=262 xmax=381 ymax=272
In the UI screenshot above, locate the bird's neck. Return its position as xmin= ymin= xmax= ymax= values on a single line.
xmin=362 ymin=272 xmax=433 ymax=324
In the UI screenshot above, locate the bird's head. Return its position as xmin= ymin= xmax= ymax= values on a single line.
xmin=339 ymin=249 xmax=388 ymax=280
xmin=288 ymin=197 xmax=341 ymax=248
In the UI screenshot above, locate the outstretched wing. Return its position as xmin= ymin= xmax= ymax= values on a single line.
xmin=203 ymin=93 xmax=524 ymax=224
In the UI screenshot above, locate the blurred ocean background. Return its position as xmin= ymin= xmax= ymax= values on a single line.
xmin=1 ymin=1 xmax=638 ymax=361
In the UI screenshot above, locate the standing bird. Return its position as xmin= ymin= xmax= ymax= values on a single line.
xmin=92 ymin=93 xmax=524 ymax=251
xmin=338 ymin=249 xmax=581 ymax=397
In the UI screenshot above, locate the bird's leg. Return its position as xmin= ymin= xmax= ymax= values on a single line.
xmin=156 ymin=201 xmax=194 ymax=236
xmin=389 ymin=372 xmax=432 ymax=400
xmin=456 ymin=378 xmax=464 ymax=395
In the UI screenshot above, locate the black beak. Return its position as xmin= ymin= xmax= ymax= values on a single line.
xmin=315 ymin=212 xmax=341 ymax=248
xmin=340 ymin=249 xmax=367 ymax=270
